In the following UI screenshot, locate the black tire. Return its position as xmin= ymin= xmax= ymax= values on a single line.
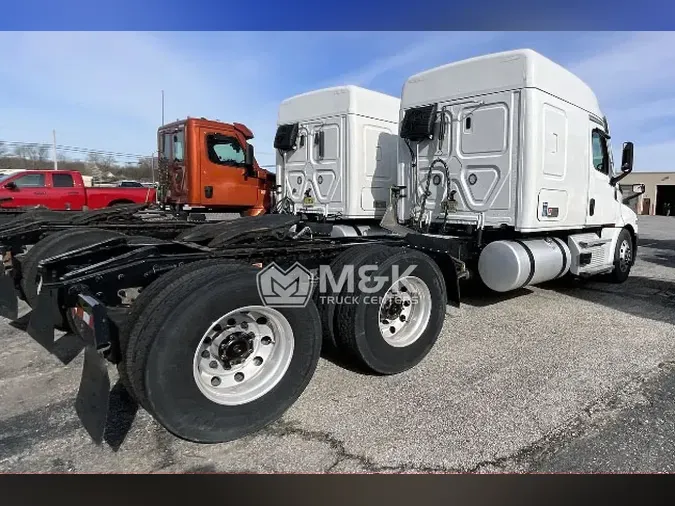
xmin=21 ymin=228 xmax=125 ymax=330
xmin=315 ymin=244 xmax=395 ymax=349
xmin=21 ymin=228 xmax=124 ymax=308
xmin=117 ymin=259 xmax=245 ymax=402
xmin=609 ymin=228 xmax=634 ymax=283
xmin=15 ymin=232 xmax=64 ymax=300
xmin=334 ymin=248 xmax=447 ymax=375
xmin=129 ymin=266 xmax=322 ymax=443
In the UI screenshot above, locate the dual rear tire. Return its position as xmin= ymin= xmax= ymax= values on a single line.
xmin=120 ymin=261 xmax=322 ymax=443
xmin=120 ymin=245 xmax=447 ymax=443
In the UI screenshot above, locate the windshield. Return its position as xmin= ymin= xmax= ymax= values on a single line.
xmin=0 ymin=174 xmax=12 ymax=183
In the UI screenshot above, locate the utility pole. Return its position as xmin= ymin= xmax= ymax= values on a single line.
xmin=161 ymin=90 xmax=165 ymax=126
xmin=52 ymin=129 xmax=58 ymax=170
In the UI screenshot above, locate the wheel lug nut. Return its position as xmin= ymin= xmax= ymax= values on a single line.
xmin=211 ymin=377 xmax=221 ymax=386
xmin=209 ymin=360 xmax=218 ymax=369
xmin=404 ymin=301 xmax=411 ymax=307
xmin=201 ymin=350 xmax=210 ymax=358
xmin=240 ymin=322 xmax=248 ymax=329
xmin=261 ymin=336 xmax=272 ymax=345
xmin=253 ymin=356 xmax=263 ymax=366
xmin=400 ymin=315 xmax=406 ymax=322
xmin=234 ymin=372 xmax=245 ymax=382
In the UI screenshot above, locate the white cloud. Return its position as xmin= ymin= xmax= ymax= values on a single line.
xmin=327 ymin=31 xmax=501 ymax=88
xmin=570 ymin=32 xmax=675 ymax=107
xmin=568 ymin=32 xmax=675 ymax=171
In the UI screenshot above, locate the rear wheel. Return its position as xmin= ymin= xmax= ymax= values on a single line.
xmin=118 ymin=259 xmax=244 ymax=402
xmin=315 ymin=244 xmax=393 ymax=349
xmin=128 ymin=266 xmax=322 ymax=442
xmin=334 ymin=248 xmax=447 ymax=375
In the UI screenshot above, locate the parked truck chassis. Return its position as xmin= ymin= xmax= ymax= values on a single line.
xmin=0 ymin=204 xmax=212 ymax=319
xmin=11 ymin=207 xmax=467 ymax=444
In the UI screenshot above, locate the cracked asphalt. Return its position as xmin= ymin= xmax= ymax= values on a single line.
xmin=0 ymin=216 xmax=674 ymax=473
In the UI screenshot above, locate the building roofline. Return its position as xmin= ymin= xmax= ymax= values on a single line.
xmin=625 ymin=171 xmax=675 ymax=175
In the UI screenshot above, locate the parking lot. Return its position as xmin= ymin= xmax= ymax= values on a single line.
xmin=0 ymin=215 xmax=674 ymax=473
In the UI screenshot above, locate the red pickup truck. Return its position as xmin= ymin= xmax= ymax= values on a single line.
xmin=0 ymin=170 xmax=157 ymax=210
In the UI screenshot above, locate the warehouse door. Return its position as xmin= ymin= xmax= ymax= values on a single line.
xmin=656 ymin=185 xmax=675 ymax=216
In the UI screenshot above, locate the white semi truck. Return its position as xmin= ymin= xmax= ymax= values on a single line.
xmin=274 ymin=85 xmax=400 ymax=237
xmin=26 ymin=49 xmax=643 ymax=445
xmin=386 ymin=48 xmax=641 ymax=290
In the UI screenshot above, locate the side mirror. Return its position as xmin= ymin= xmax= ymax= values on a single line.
xmin=4 ymin=181 xmax=17 ymax=191
xmin=245 ymin=144 xmax=255 ymax=167
xmin=610 ymin=141 xmax=635 ymax=185
xmin=621 ymin=141 xmax=634 ymax=173
xmin=244 ymin=144 xmax=256 ymax=177
xmin=632 ymin=183 xmax=645 ymax=195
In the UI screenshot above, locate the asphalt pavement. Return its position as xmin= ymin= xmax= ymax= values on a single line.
xmin=0 ymin=215 xmax=674 ymax=473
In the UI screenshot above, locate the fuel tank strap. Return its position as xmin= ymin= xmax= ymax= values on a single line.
xmin=512 ymin=239 xmax=536 ymax=287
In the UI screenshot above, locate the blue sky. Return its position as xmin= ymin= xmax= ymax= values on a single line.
xmin=0 ymin=31 xmax=674 ymax=171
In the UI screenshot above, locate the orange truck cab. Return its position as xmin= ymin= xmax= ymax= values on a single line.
xmin=158 ymin=118 xmax=276 ymax=216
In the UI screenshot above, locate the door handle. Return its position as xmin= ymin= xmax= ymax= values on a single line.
xmin=589 ymin=198 xmax=596 ymax=216
xmin=32 ymin=191 xmax=47 ymax=196
xmin=67 ymin=191 xmax=79 ymax=195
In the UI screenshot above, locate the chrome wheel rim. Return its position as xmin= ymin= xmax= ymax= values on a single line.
xmin=619 ymin=239 xmax=632 ymax=272
xmin=378 ymin=275 xmax=432 ymax=348
xmin=192 ymin=306 xmax=294 ymax=406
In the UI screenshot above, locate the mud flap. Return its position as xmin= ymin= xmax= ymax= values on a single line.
xmin=404 ymin=233 xmax=468 ymax=308
xmin=26 ymin=288 xmax=57 ymax=351
xmin=0 ymin=269 xmax=18 ymax=320
xmin=71 ymin=294 xmax=114 ymax=444
xmin=75 ymin=345 xmax=111 ymax=444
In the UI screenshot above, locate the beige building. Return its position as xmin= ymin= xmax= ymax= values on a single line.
xmin=620 ymin=171 xmax=675 ymax=216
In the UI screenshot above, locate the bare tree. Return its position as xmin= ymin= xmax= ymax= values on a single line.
xmin=26 ymin=145 xmax=49 ymax=167
xmin=98 ymin=155 xmax=118 ymax=174
xmin=85 ymin=153 xmax=103 ymax=180
xmin=36 ymin=145 xmax=49 ymax=164
xmin=138 ymin=157 xmax=154 ymax=181
xmin=13 ymin=145 xmax=31 ymax=168
xmin=0 ymin=141 xmax=6 ymax=158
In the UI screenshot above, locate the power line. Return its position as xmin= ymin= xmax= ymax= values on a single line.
xmin=0 ymin=139 xmax=275 ymax=159
xmin=0 ymin=140 xmax=147 ymax=160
